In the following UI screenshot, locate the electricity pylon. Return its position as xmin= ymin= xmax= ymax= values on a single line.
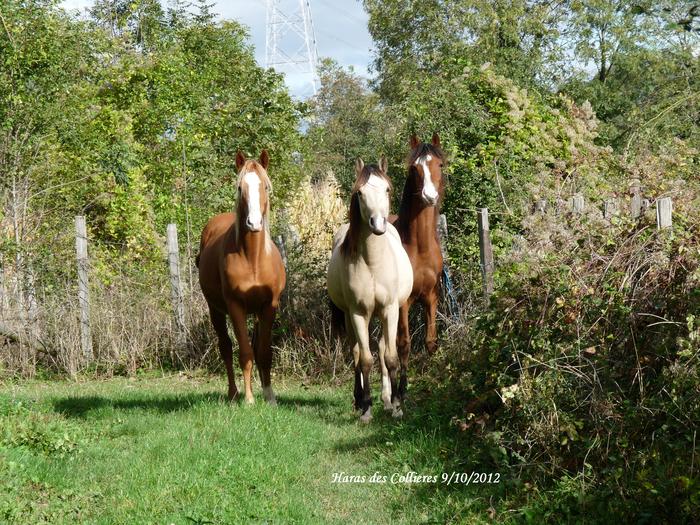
xmin=265 ymin=0 xmax=320 ymax=97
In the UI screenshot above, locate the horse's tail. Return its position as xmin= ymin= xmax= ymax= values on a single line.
xmin=329 ymin=298 xmax=345 ymax=337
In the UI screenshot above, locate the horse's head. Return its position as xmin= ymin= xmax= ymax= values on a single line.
xmin=408 ymin=133 xmax=445 ymax=207
xmin=352 ymin=156 xmax=391 ymax=235
xmin=235 ymin=150 xmax=272 ymax=232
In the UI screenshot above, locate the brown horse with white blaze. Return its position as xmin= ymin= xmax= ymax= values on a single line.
xmin=197 ymin=150 xmax=286 ymax=404
xmin=390 ymin=133 xmax=446 ymax=400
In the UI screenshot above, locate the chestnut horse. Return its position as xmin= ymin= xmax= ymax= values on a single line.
xmin=327 ymin=158 xmax=413 ymax=422
xmin=390 ymin=133 xmax=446 ymax=400
xmin=197 ymin=150 xmax=286 ymax=404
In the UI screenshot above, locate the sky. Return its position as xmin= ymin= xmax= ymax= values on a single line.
xmin=60 ymin=0 xmax=375 ymax=98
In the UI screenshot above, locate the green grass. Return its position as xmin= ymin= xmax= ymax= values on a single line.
xmin=0 ymin=372 xmax=505 ymax=524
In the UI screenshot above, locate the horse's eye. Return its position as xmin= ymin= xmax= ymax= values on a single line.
xmin=439 ymin=163 xmax=444 ymax=168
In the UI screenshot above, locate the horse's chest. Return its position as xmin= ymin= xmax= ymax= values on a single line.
xmin=346 ymin=262 xmax=394 ymax=309
xmin=221 ymin=258 xmax=276 ymax=306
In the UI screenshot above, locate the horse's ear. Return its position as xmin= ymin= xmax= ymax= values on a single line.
xmin=378 ymin=155 xmax=388 ymax=174
xmin=355 ymin=158 xmax=364 ymax=175
xmin=409 ymin=134 xmax=420 ymax=149
xmin=431 ymin=132 xmax=441 ymax=148
xmin=235 ymin=150 xmax=246 ymax=172
xmin=259 ymin=149 xmax=270 ymax=171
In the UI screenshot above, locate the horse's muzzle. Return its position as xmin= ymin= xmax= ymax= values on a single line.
xmin=369 ymin=216 xmax=387 ymax=235
xmin=421 ymin=192 xmax=438 ymax=207
xmin=246 ymin=218 xmax=263 ymax=231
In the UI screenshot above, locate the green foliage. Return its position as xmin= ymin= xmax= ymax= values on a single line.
xmin=305 ymin=60 xmax=401 ymax=192
xmin=310 ymin=54 xmax=613 ymax=284
xmin=0 ymin=0 xmax=303 ymax=290
xmin=0 ymin=398 xmax=84 ymax=456
xmin=363 ymin=0 xmax=567 ymax=97
xmin=436 ymin=161 xmax=700 ymax=520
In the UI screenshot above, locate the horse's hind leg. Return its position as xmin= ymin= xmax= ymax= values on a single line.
xmin=349 ymin=313 xmax=373 ymax=422
xmin=227 ymin=300 xmax=255 ymax=404
xmin=397 ymin=298 xmax=413 ymax=401
xmin=208 ymin=305 xmax=238 ymax=401
xmin=254 ymin=304 xmax=277 ymax=405
xmin=380 ymin=304 xmax=402 ymax=418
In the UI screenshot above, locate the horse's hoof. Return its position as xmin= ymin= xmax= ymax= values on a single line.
xmin=383 ymin=401 xmax=394 ymax=412
xmin=244 ymin=396 xmax=255 ymax=406
xmin=359 ymin=408 xmax=373 ymax=423
xmin=228 ymin=391 xmax=240 ymax=402
xmin=263 ymin=386 xmax=277 ymax=406
xmin=392 ymin=407 xmax=403 ymax=419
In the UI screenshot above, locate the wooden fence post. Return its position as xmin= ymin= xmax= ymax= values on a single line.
xmin=535 ymin=199 xmax=547 ymax=215
xmin=604 ymin=199 xmax=617 ymax=220
xmin=656 ymin=198 xmax=673 ymax=229
xmin=166 ymin=224 xmax=186 ymax=347
xmin=477 ymin=208 xmax=495 ymax=302
xmin=570 ymin=194 xmax=585 ymax=214
xmin=630 ymin=178 xmax=642 ymax=219
xmin=0 ymin=253 xmax=5 ymax=318
xmin=75 ymin=216 xmax=92 ymax=360
xmin=436 ymin=214 xmax=459 ymax=317
xmin=276 ymin=235 xmax=288 ymax=269
xmin=437 ymin=214 xmax=448 ymax=258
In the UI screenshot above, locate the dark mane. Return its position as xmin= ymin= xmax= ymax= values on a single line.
xmin=340 ymin=165 xmax=392 ymax=258
xmin=397 ymin=142 xmax=446 ymax=239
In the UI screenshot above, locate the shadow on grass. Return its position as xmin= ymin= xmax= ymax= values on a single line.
xmin=52 ymin=391 xmax=227 ymax=418
xmin=52 ymin=390 xmax=343 ymax=420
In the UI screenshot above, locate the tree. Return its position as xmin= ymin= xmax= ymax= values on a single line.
xmin=90 ymin=0 xmax=166 ymax=50
xmin=363 ymin=0 xmax=569 ymax=99
xmin=306 ymin=60 xmax=401 ymax=192
xmin=563 ymin=0 xmax=700 ymax=150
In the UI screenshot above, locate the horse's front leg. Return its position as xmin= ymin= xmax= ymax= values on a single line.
xmin=254 ymin=303 xmax=277 ymax=405
xmin=207 ymin=304 xmax=238 ymax=401
xmin=380 ymin=303 xmax=402 ymax=418
xmin=425 ymin=286 xmax=439 ymax=355
xmin=349 ymin=312 xmax=373 ymax=422
xmin=346 ymin=313 xmax=363 ymax=412
xmin=397 ymin=297 xmax=413 ymax=401
xmin=228 ymin=301 xmax=255 ymax=404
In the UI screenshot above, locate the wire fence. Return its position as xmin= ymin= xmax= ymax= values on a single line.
xmin=0 ymin=182 xmax=675 ymax=377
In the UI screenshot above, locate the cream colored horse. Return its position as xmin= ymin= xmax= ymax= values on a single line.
xmin=327 ymin=157 xmax=413 ymax=422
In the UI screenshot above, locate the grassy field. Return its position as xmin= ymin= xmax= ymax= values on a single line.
xmin=0 ymin=372 xmax=507 ymax=524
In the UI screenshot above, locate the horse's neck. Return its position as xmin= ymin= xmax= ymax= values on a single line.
xmin=400 ymin=200 xmax=438 ymax=251
xmin=358 ymin=226 xmax=390 ymax=266
xmin=235 ymin=224 xmax=269 ymax=267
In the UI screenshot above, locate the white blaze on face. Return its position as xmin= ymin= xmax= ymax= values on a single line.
xmin=242 ymin=171 xmax=262 ymax=229
xmin=416 ymin=154 xmax=438 ymax=203
xmin=365 ymin=174 xmax=389 ymax=230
